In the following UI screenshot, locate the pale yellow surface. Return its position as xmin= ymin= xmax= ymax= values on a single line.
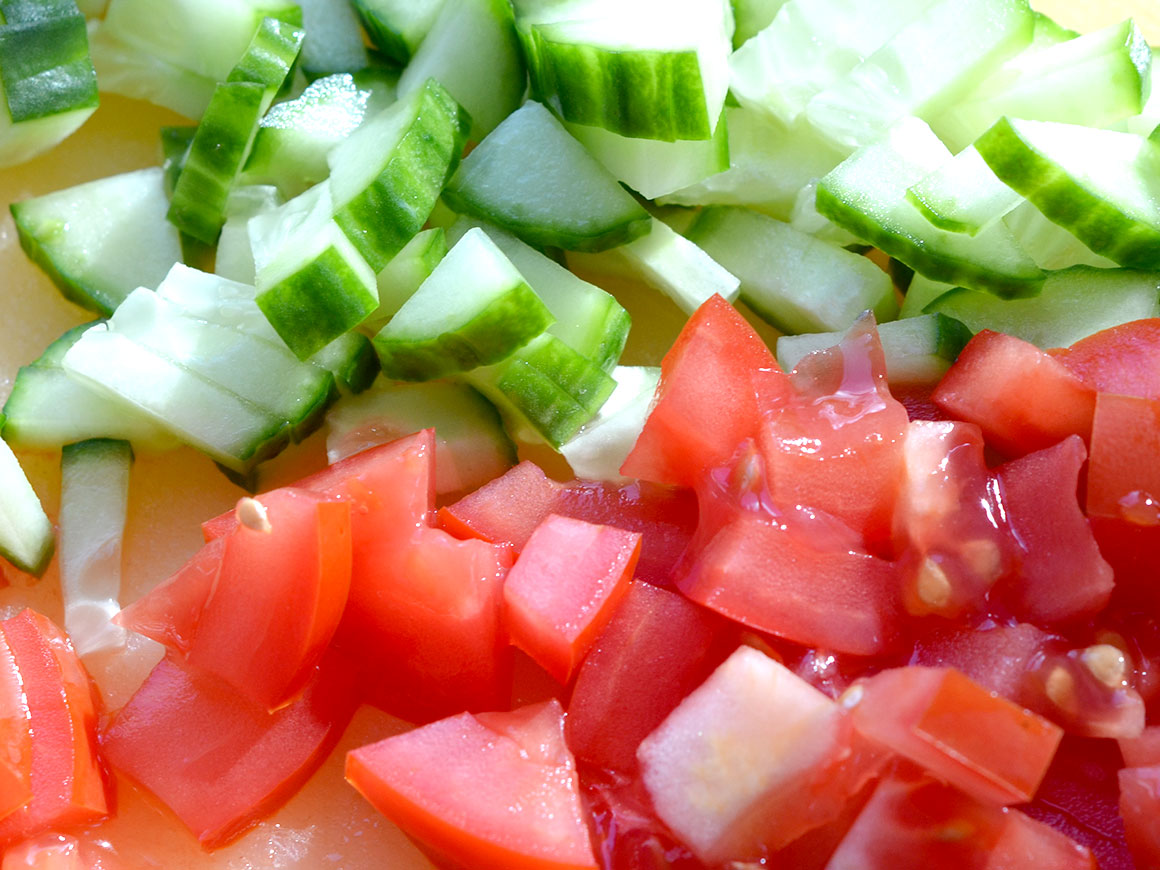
xmin=0 ymin=1 xmax=1154 ymax=867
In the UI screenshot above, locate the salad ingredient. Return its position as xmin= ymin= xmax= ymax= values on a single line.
xmin=0 ymin=437 xmax=54 ymax=576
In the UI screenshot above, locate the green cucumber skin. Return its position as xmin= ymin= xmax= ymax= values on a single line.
xmin=226 ymin=16 xmax=305 ymax=90
xmin=374 ymin=280 xmax=553 ymax=382
xmin=311 ymin=331 xmax=379 ymax=395
xmin=0 ymin=436 xmax=54 ymax=577
xmin=0 ymin=8 xmax=98 ymax=123
xmin=332 ymin=81 xmax=471 ymax=271
xmin=976 ymin=117 xmax=1160 ymax=270
xmin=10 ymin=202 xmax=119 ymax=315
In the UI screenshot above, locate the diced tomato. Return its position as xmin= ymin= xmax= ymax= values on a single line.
xmin=760 ymin=314 xmax=908 ymax=551
xmin=1053 ymin=318 xmax=1160 ymax=398
xmin=438 ymin=460 xmax=698 ymax=588
xmin=620 ymin=294 xmax=785 ymax=489
xmin=0 ymin=629 xmax=32 ymax=822
xmin=825 ymin=766 xmax=1095 ymax=870
xmin=346 ymin=699 xmax=598 ymax=870
xmin=0 ymin=611 xmax=107 ymax=846
xmin=1022 ymin=642 xmax=1145 ymax=740
xmin=1119 ymin=766 xmax=1160 ymax=870
xmin=638 ymin=647 xmax=886 ymax=864
xmin=910 ymin=621 xmax=1051 ymax=702
xmin=892 ymin=421 xmax=1016 ymax=617
xmin=931 ymin=330 xmax=1097 ymax=457
xmin=1120 ymin=727 xmax=1160 ymax=768
xmin=1086 ymin=392 xmax=1160 ymax=520
xmin=849 ymin=667 xmax=1062 ymax=806
xmin=565 ymin=581 xmax=728 ymax=773
xmin=994 ymin=436 xmax=1114 ymax=625
xmin=1 ymin=834 xmax=91 ymax=870
xmin=100 ymin=651 xmax=357 ymax=850
xmin=502 ymin=514 xmax=639 ymax=684
xmin=581 ymin=772 xmax=706 ymax=870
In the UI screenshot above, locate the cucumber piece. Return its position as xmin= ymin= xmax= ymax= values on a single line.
xmin=3 ymin=323 xmax=179 ymax=451
xmin=443 ymin=101 xmax=652 ymax=252
xmin=364 ymin=227 xmax=449 ymax=333
xmin=0 ymin=436 xmax=53 ymax=576
xmin=325 ymin=380 xmax=516 ymax=495
xmin=466 ymin=332 xmax=617 ymax=448
xmin=775 ymin=313 xmax=971 ymax=385
xmin=351 ymin=0 xmax=445 ymax=65
xmin=932 ymin=18 xmax=1153 ymax=151
xmin=657 ymin=106 xmax=846 ymax=220
xmin=449 ymin=218 xmax=630 ymax=372
xmin=923 ymin=265 xmax=1160 ymax=349
xmin=687 ymin=206 xmax=896 ymax=333
xmin=816 ymin=116 xmax=1043 ymax=298
xmin=328 ymin=77 xmax=470 ymax=271
xmin=59 ymin=438 xmax=132 ymax=657
xmin=905 ymin=146 xmax=1023 ymax=236
xmin=294 ymin=0 xmax=368 ymax=78
xmin=564 ymin=115 xmax=730 ymax=200
xmin=167 ymin=18 xmax=304 ymax=244
xmin=571 ymin=218 xmax=742 ymax=317
xmin=215 ymin=184 xmax=283 ymax=284
xmin=160 ymin=125 xmax=197 ymax=197
xmin=729 ymin=0 xmax=936 ymax=126
xmin=0 ymin=0 xmax=98 ymax=166
xmin=11 ymin=167 xmax=182 ymax=316
xmin=1113 ymin=48 xmax=1160 ymax=137
xmin=308 ymin=331 xmax=379 ymax=395
xmin=514 ymin=0 xmax=732 ymax=141
xmin=560 ymin=365 xmax=659 ymax=482
xmin=61 ymin=325 xmax=290 ymax=474
xmin=899 ymin=272 xmax=954 ymax=318
xmin=731 ymin=0 xmax=790 ymax=48
xmin=373 ymin=227 xmax=554 ymax=381
xmin=788 ymin=179 xmax=861 ymax=246
xmin=975 ymin=117 xmax=1160 ymax=271
xmin=396 ymin=0 xmax=524 ymax=140
xmin=804 ymin=0 xmax=1034 ymax=151
xmin=88 ymin=25 xmax=217 ymax=121
xmin=1002 ymin=200 xmax=1117 ymax=270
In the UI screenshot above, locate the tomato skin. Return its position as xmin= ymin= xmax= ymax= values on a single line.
xmin=1119 ymin=766 xmax=1160 ymax=869
xmin=100 ymin=650 xmax=357 ymax=850
xmin=1053 ymin=318 xmax=1160 ymax=398
xmin=346 ymin=700 xmax=597 ymax=870
xmin=0 ymin=628 xmax=33 ymax=823
xmin=620 ymin=294 xmax=785 ymax=489
xmin=931 ymin=330 xmax=1097 ymax=457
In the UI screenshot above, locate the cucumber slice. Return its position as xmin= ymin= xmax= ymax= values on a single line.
xmin=571 ymin=218 xmax=742 ymax=317
xmin=215 ymin=184 xmax=282 ymax=284
xmin=294 ymin=0 xmax=368 ymax=78
xmin=396 ymin=0 xmax=524 ymax=139
xmin=564 ymin=115 xmax=730 ymax=200
xmin=328 ymin=77 xmax=470 ymax=271
xmin=923 ymin=265 xmax=1160 ymax=349
xmin=899 ymin=272 xmax=954 ymax=318
xmin=803 ymin=0 xmax=1034 ymax=151
xmin=449 ymin=217 xmax=630 ymax=372
xmin=365 ymin=227 xmax=449 ymax=334
xmin=514 ymin=0 xmax=732 ymax=141
xmin=1002 ymin=200 xmax=1117 ymax=270
xmin=731 ymin=0 xmax=791 ymax=48
xmin=905 ymin=146 xmax=1023 ymax=236
xmin=160 ymin=125 xmax=197 ymax=197
xmin=465 ymin=332 xmax=617 ymax=448
xmin=788 ymin=179 xmax=860 ymax=246
xmin=0 ymin=436 xmax=53 ymax=577
xmin=373 ymin=227 xmax=554 ymax=381
xmin=775 ymin=313 xmax=971 ymax=385
xmin=443 ymin=101 xmax=652 ymax=252
xmin=309 ymin=332 xmax=379 ymax=395
xmin=1113 ymin=48 xmax=1160 ymax=137
xmin=932 ymin=18 xmax=1153 ymax=151
xmin=11 ymin=167 xmax=182 ymax=316
xmin=0 ymin=0 xmax=97 ymax=166
xmin=325 ymin=380 xmax=516 ymax=496
xmin=975 ymin=117 xmax=1160 ymax=271
xmin=686 ymin=205 xmax=896 ymax=333
xmin=560 ymin=365 xmax=660 ymax=482
xmin=816 ymin=116 xmax=1043 ymax=298
xmin=59 ymin=438 xmax=132 ymax=657
xmin=88 ymin=25 xmax=217 ymax=121
xmin=351 ymin=0 xmax=445 ymax=65
xmin=729 ymin=0 xmax=936 ymax=126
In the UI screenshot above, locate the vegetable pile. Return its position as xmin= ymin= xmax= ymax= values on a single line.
xmin=1 ymin=0 xmax=1160 ymax=867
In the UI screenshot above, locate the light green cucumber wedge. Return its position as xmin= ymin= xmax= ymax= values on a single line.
xmin=352 ymin=0 xmax=445 ymax=65
xmin=294 ymin=0 xmax=369 ymax=78
xmin=443 ymin=101 xmax=652 ymax=252
xmin=373 ymin=227 xmax=554 ymax=381
xmin=0 ymin=435 xmax=54 ymax=577
xmin=215 ymin=185 xmax=283 ymax=284
xmin=775 ymin=313 xmax=971 ymax=386
xmin=923 ymin=265 xmax=1160 ymax=348
xmin=329 ymin=77 xmax=470 ymax=271
xmin=560 ymin=365 xmax=659 ymax=482
xmin=513 ymin=0 xmax=732 ymax=141
xmin=687 ymin=205 xmax=896 ymax=333
xmin=731 ymin=0 xmax=792 ymax=49
xmin=816 ymin=116 xmax=1043 ymax=298
xmin=11 ymin=167 xmax=182 ymax=316
xmin=1002 ymin=200 xmax=1118 ymax=270
xmin=899 ymin=272 xmax=955 ymax=318
xmin=364 ymin=227 xmax=449 ymax=334
xmin=906 ymin=146 xmax=1023 ymax=236
xmin=975 ymin=117 xmax=1160 ymax=270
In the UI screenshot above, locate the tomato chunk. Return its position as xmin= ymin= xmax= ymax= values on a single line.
xmin=0 ymin=630 xmax=32 ymax=822
xmin=931 ymin=330 xmax=1096 ymax=457
xmin=346 ymin=699 xmax=597 ymax=870
xmin=503 ymin=514 xmax=639 ymax=684
xmin=1119 ymin=765 xmax=1160 ymax=869
xmin=100 ymin=652 xmax=357 ymax=850
xmin=1054 ymin=318 xmax=1160 ymax=398
xmin=1 ymin=834 xmax=92 ymax=870
xmin=1086 ymin=391 xmax=1160 ymax=521
xmin=850 ymin=667 xmax=1062 ymax=806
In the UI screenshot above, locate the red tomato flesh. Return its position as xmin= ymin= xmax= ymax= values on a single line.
xmin=1054 ymin=318 xmax=1160 ymax=398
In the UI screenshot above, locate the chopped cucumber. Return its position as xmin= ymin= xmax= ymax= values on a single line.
xmin=215 ymin=184 xmax=283 ymax=284
xmin=294 ymin=0 xmax=368 ymax=78
xmin=443 ymin=100 xmax=652 ymax=252
xmin=731 ymin=0 xmax=791 ymax=48
xmin=1003 ymin=200 xmax=1118 ymax=270
xmin=923 ymin=265 xmax=1160 ymax=349
xmin=351 ymin=0 xmax=445 ymax=65
xmin=560 ymin=365 xmax=660 ymax=482
xmin=816 ymin=116 xmax=1043 ymax=298
xmin=899 ymin=272 xmax=955 ymax=318
xmin=11 ymin=167 xmax=182 ymax=316
xmin=905 ymin=146 xmax=1022 ymax=236
xmin=365 ymin=227 xmax=449 ymax=334
xmin=373 ymin=227 xmax=554 ymax=381
xmin=686 ymin=205 xmax=896 ymax=333
xmin=0 ymin=436 xmax=54 ymax=577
